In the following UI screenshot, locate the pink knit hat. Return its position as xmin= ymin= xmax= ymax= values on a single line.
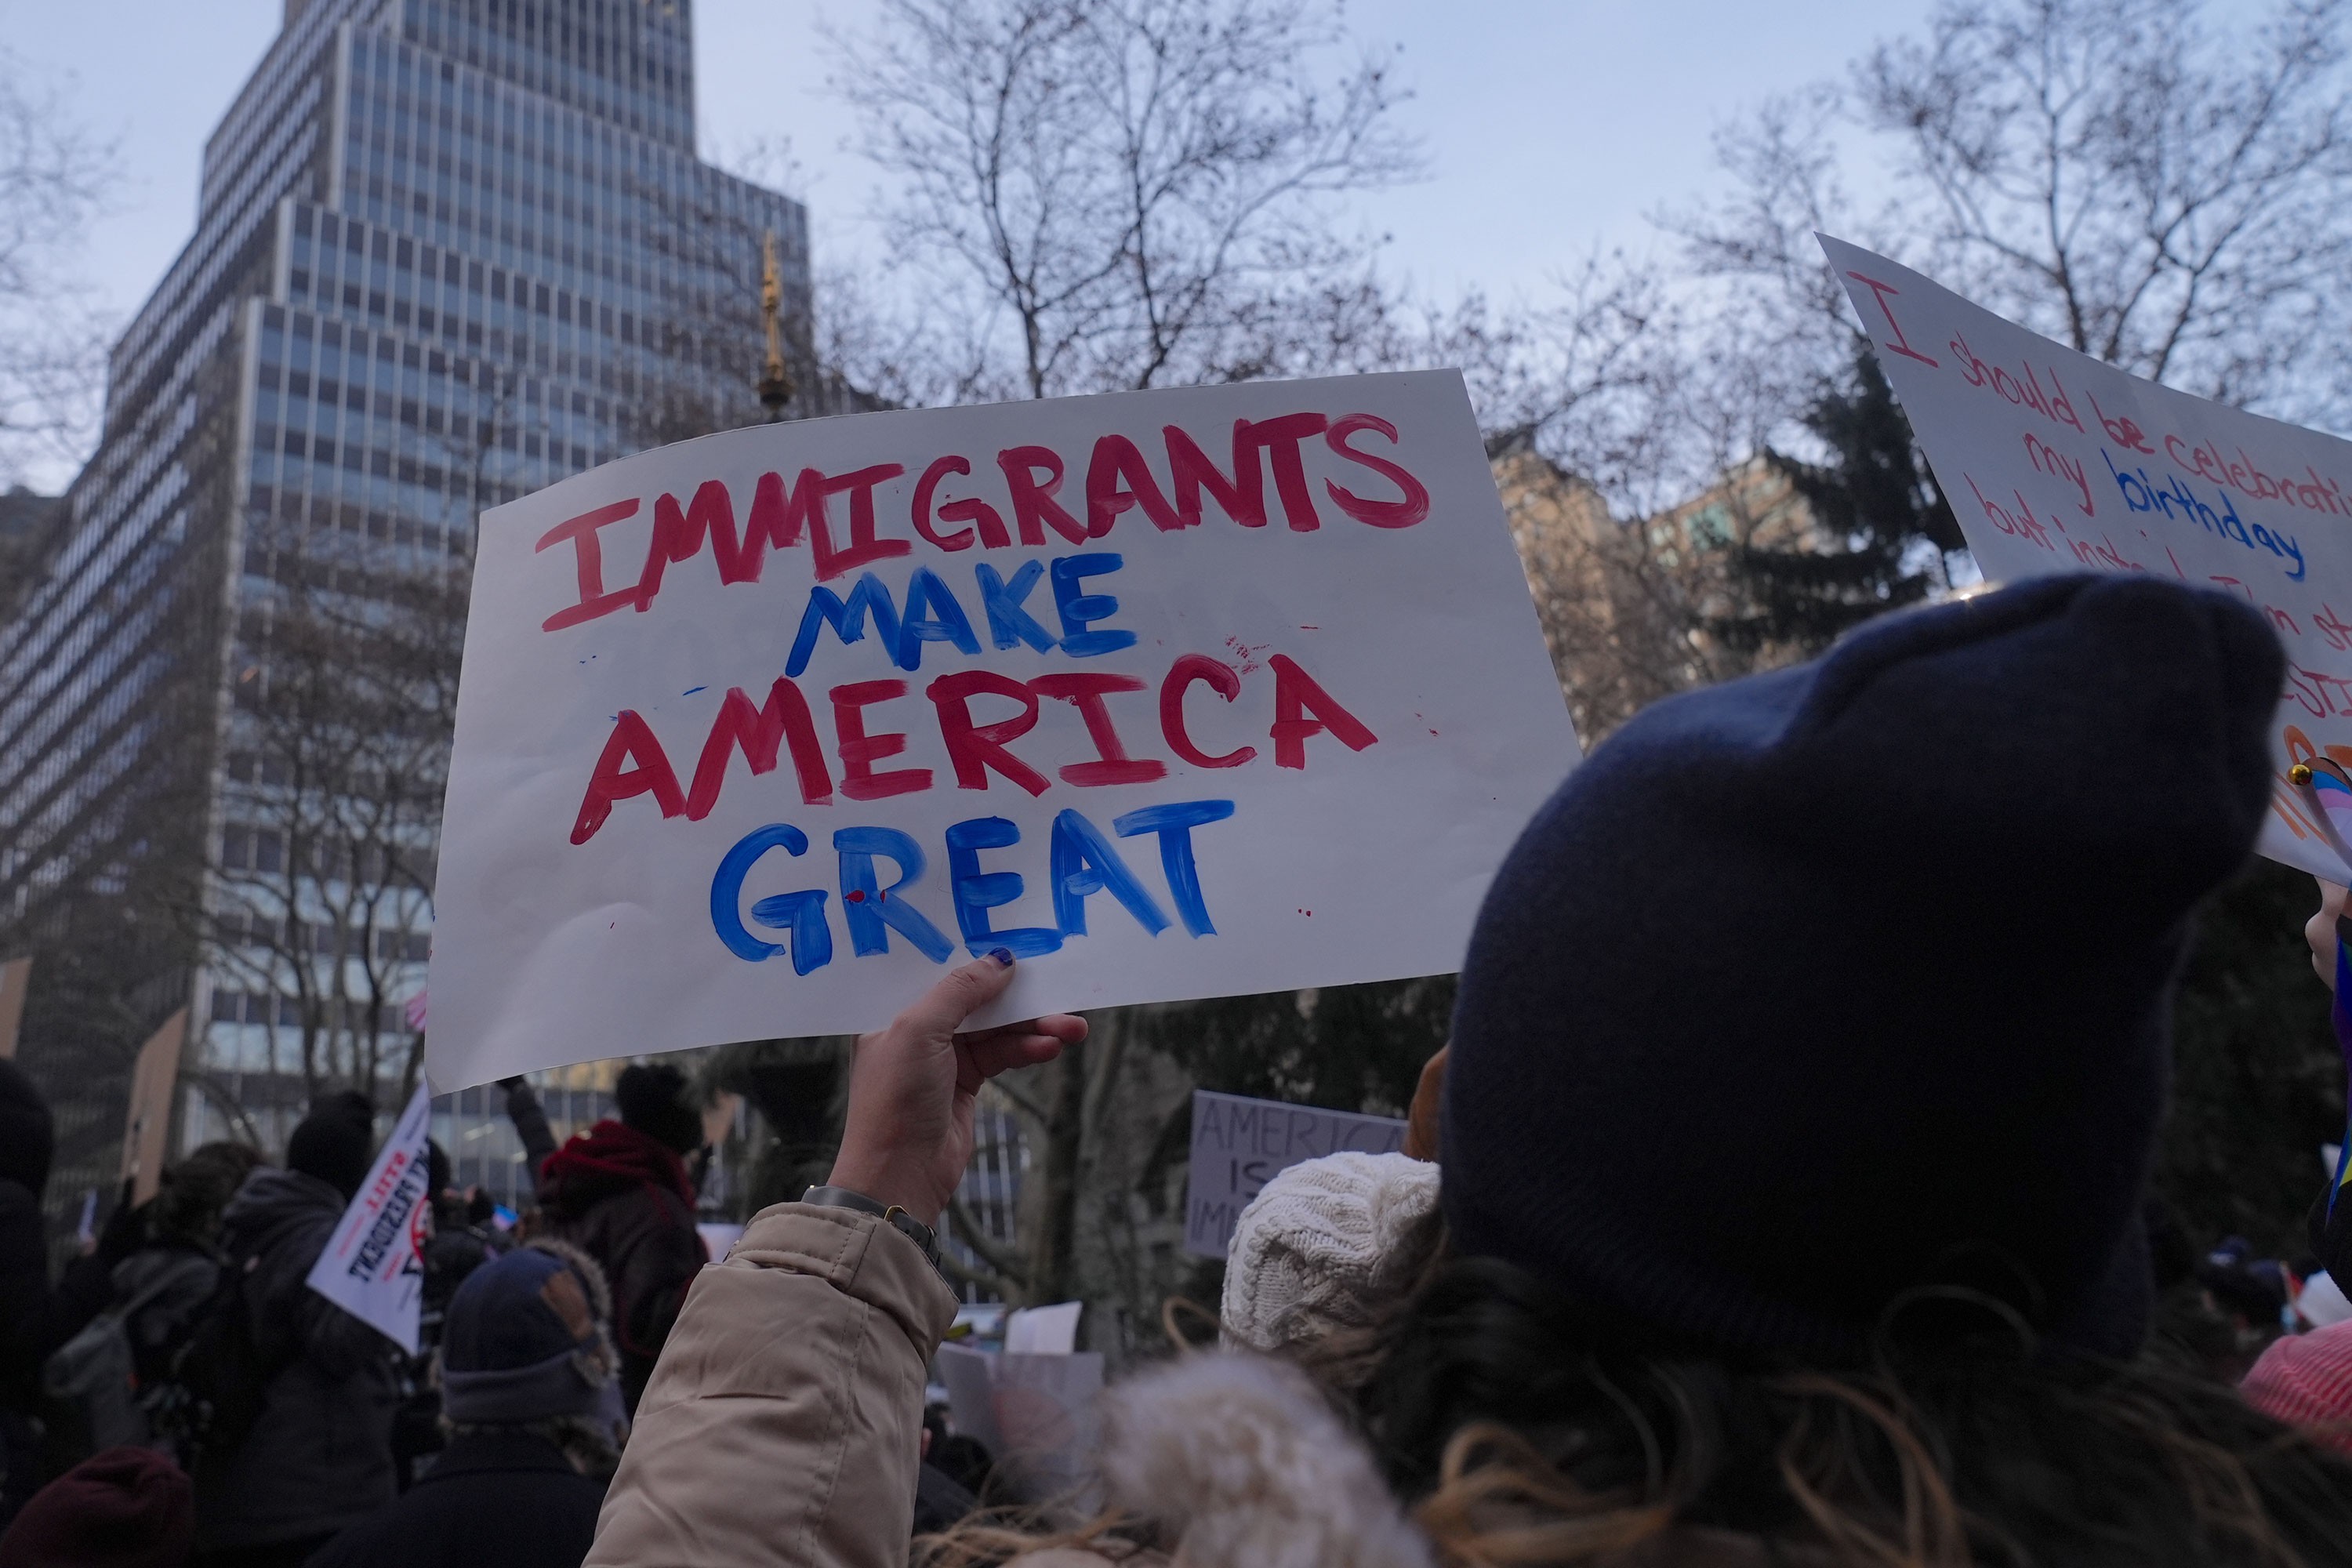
xmin=2243 ymin=1321 xmax=2352 ymax=1450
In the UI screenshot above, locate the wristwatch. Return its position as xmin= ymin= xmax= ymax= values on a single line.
xmin=801 ymin=1184 xmax=944 ymax=1273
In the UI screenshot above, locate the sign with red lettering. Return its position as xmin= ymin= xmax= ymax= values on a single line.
xmin=1823 ymin=235 xmax=2352 ymax=883
xmin=307 ymin=1084 xmax=430 ymax=1354
xmin=427 ymin=372 xmax=1577 ymax=1087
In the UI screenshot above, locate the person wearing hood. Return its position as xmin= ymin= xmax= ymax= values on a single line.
xmin=309 ymin=1241 xmax=625 ymax=1568
xmin=583 ymin=576 xmax=2352 ymax=1568
xmin=191 ymin=1091 xmax=400 ymax=1568
xmin=534 ymin=1064 xmax=707 ymax=1412
xmin=0 ymin=1060 xmax=136 ymax=1517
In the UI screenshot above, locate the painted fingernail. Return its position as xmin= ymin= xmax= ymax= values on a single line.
xmin=989 ymin=947 xmax=1014 ymax=967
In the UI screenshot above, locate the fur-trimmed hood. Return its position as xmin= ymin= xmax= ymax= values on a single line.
xmin=1051 ymin=1352 xmax=1431 ymax=1568
xmin=1029 ymin=1353 xmax=1795 ymax=1568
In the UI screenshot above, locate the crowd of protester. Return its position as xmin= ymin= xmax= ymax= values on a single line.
xmin=9 ymin=576 xmax=2352 ymax=1564
xmin=0 ymin=1055 xmax=714 ymax=1565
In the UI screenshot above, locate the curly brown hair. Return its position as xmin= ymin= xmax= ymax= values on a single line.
xmin=1356 ymin=1254 xmax=2352 ymax=1568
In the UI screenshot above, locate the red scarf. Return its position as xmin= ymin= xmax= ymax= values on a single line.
xmin=539 ymin=1118 xmax=694 ymax=1207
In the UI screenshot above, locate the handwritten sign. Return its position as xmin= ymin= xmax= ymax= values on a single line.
xmin=307 ymin=1084 xmax=431 ymax=1354
xmin=1823 ymin=236 xmax=2352 ymax=883
xmin=1183 ymin=1088 xmax=1406 ymax=1258
xmin=428 ymin=372 xmax=1578 ymax=1088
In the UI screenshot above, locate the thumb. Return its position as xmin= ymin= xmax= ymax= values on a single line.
xmin=902 ymin=951 xmax=1016 ymax=1036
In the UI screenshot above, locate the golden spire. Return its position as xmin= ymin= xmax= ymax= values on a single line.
xmin=758 ymin=230 xmax=793 ymax=422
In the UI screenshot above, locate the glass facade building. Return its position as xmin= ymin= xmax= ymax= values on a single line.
xmin=0 ymin=0 xmax=822 ymax=1205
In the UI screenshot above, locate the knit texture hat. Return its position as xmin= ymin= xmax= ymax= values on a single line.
xmin=2243 ymin=1321 xmax=2352 ymax=1451
xmin=615 ymin=1062 xmax=704 ymax=1155
xmin=286 ymin=1090 xmax=376 ymax=1201
xmin=0 ymin=1445 xmax=194 ymax=1568
xmin=1221 ymin=1152 xmax=1443 ymax=1354
xmin=1444 ymin=575 xmax=2281 ymax=1361
xmin=441 ymin=1243 xmax=618 ymax=1423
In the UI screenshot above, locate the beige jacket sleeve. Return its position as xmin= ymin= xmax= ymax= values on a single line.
xmin=586 ymin=1200 xmax=959 ymax=1568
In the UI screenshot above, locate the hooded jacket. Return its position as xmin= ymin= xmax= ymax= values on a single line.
xmin=535 ymin=1120 xmax=705 ymax=1411
xmin=191 ymin=1166 xmax=400 ymax=1552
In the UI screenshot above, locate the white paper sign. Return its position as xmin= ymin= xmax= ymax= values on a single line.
xmin=1004 ymin=1300 xmax=1083 ymax=1355
xmin=306 ymin=1084 xmax=432 ymax=1355
xmin=430 ymin=372 xmax=1579 ymax=1087
xmin=1820 ymin=234 xmax=2352 ymax=883
xmin=936 ymin=1341 xmax=1105 ymax=1509
xmin=1183 ymin=1088 xmax=1407 ymax=1258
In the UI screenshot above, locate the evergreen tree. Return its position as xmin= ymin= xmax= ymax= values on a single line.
xmin=1716 ymin=346 xmax=1965 ymax=656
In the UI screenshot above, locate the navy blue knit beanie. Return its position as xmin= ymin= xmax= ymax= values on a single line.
xmin=1443 ymin=575 xmax=2281 ymax=1361
xmin=441 ymin=1245 xmax=615 ymax=1423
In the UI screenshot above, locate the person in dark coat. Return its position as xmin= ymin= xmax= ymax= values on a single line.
xmin=0 ymin=1060 xmax=132 ymax=1517
xmin=191 ymin=1093 xmax=398 ymax=1568
xmin=111 ymin=1143 xmax=267 ymax=1399
xmin=306 ymin=1242 xmax=623 ymax=1568
xmin=534 ymin=1065 xmax=706 ymax=1411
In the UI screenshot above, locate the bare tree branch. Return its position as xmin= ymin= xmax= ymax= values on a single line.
xmin=0 ymin=51 xmax=117 ymax=485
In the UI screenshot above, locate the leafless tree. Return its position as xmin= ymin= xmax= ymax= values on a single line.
xmin=828 ymin=0 xmax=1420 ymax=404
xmin=808 ymin=0 xmax=1428 ymax=1320
xmin=0 ymin=54 xmax=115 ymax=487
xmin=194 ymin=370 xmax=528 ymax=1111
xmin=1671 ymin=0 xmax=2352 ymax=430
xmin=207 ymin=509 xmax=464 ymax=1105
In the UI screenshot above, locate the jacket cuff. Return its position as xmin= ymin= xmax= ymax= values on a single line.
xmin=727 ymin=1201 xmax=960 ymax=1355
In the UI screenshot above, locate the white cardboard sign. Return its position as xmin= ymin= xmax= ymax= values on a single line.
xmin=1821 ymin=235 xmax=2352 ymax=883
xmin=429 ymin=372 xmax=1578 ymax=1087
xmin=306 ymin=1084 xmax=433 ymax=1355
xmin=1183 ymin=1088 xmax=1407 ymax=1258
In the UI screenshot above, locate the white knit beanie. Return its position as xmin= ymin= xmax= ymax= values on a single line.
xmin=1219 ymin=1150 xmax=1442 ymax=1355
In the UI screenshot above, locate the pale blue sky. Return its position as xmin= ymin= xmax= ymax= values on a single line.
xmin=1 ymin=0 xmax=1932 ymax=485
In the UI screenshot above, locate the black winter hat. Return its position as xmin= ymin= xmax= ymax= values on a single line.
xmin=1443 ymin=575 xmax=2281 ymax=1362
xmin=286 ymin=1090 xmax=376 ymax=1200
xmin=0 ymin=1062 xmax=54 ymax=1199
xmin=615 ymin=1063 xmax=703 ymax=1155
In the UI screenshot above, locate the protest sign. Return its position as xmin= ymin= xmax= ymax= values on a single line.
xmin=1184 ymin=1088 xmax=1406 ymax=1258
xmin=306 ymin=1084 xmax=432 ymax=1354
xmin=429 ymin=372 xmax=1579 ymax=1088
xmin=936 ymin=1341 xmax=1105 ymax=1509
xmin=119 ymin=1010 xmax=183 ymax=1206
xmin=0 ymin=957 xmax=28 ymax=1062
xmin=1005 ymin=1301 xmax=1083 ymax=1355
xmin=1821 ymin=235 xmax=2352 ymax=884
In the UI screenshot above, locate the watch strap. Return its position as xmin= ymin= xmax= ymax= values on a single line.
xmin=800 ymin=1184 xmax=943 ymax=1272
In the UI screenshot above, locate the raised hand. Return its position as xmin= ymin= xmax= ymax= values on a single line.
xmin=826 ymin=953 xmax=1086 ymax=1225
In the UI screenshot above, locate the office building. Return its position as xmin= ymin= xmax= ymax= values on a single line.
xmin=0 ymin=0 xmax=824 ymax=1204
